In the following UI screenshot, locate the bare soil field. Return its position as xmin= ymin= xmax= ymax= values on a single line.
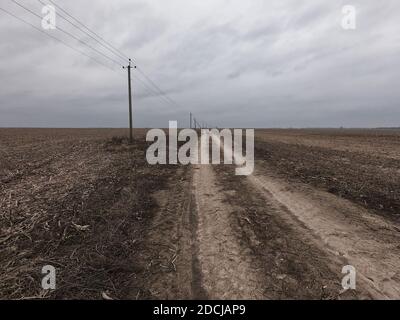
xmin=0 ymin=128 xmax=187 ymax=299
xmin=0 ymin=128 xmax=399 ymax=299
xmin=255 ymin=129 xmax=400 ymax=217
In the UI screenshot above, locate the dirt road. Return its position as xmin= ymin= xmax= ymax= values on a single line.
xmin=1 ymin=129 xmax=399 ymax=299
xmin=143 ymin=131 xmax=400 ymax=299
xmin=248 ymin=170 xmax=400 ymax=299
xmin=170 ymin=132 xmax=400 ymax=299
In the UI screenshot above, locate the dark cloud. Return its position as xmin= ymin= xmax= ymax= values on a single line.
xmin=0 ymin=0 xmax=399 ymax=128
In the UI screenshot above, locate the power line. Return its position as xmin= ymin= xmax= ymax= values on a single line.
xmin=138 ymin=81 xmax=177 ymax=105
xmin=136 ymin=66 xmax=183 ymax=108
xmin=0 ymin=6 xmax=119 ymax=74
xmin=0 ymin=5 xmax=181 ymax=110
xmin=10 ymin=0 xmax=123 ymax=67
xmin=47 ymin=0 xmax=130 ymax=61
xmin=33 ymin=1 xmax=167 ymax=104
xmin=36 ymin=0 xmax=127 ymax=64
xmin=33 ymin=1 xmax=163 ymax=102
xmin=131 ymin=76 xmax=163 ymax=99
xmin=5 ymin=0 xmax=191 ymax=126
xmin=36 ymin=0 xmax=186 ymax=113
xmin=0 ymin=3 xmax=171 ymax=134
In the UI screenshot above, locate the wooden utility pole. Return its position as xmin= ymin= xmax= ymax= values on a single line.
xmin=190 ymin=112 xmax=192 ymax=129
xmin=123 ymin=59 xmax=135 ymax=143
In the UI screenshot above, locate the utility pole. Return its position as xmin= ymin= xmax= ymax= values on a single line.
xmin=123 ymin=59 xmax=135 ymax=143
xmin=190 ymin=112 xmax=192 ymax=129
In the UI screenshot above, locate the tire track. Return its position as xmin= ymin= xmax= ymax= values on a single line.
xmin=214 ymin=132 xmax=400 ymax=299
xmin=249 ymin=168 xmax=400 ymax=299
xmin=191 ymin=140 xmax=267 ymax=299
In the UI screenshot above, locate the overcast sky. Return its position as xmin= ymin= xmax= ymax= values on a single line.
xmin=0 ymin=0 xmax=399 ymax=128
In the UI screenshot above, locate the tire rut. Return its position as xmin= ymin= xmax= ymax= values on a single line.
xmin=191 ymin=142 xmax=267 ymax=299
xmin=250 ymin=164 xmax=400 ymax=299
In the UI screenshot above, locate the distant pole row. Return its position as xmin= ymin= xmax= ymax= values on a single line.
xmin=189 ymin=112 xmax=214 ymax=130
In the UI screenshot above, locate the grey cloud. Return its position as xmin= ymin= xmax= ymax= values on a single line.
xmin=0 ymin=0 xmax=399 ymax=128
